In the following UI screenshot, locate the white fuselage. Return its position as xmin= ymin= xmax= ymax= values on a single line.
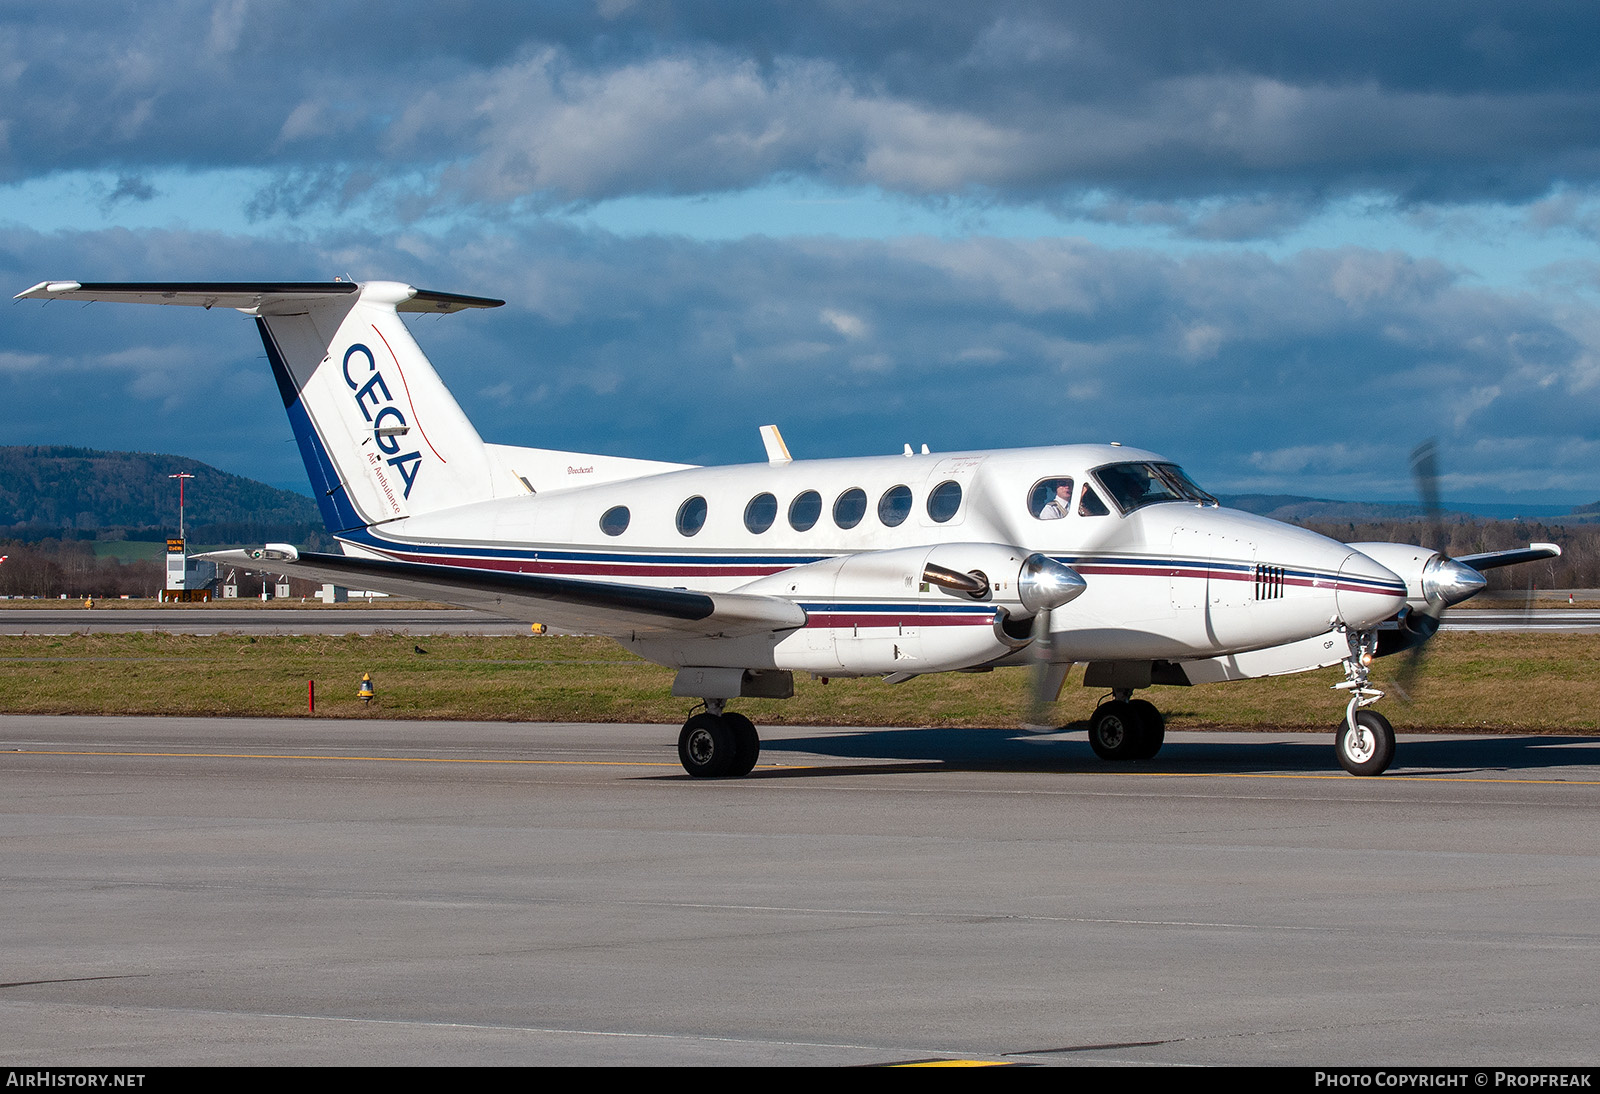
xmin=342 ymin=442 xmax=1408 ymax=676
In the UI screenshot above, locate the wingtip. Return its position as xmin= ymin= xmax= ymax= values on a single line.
xmin=14 ymin=280 xmax=80 ymax=301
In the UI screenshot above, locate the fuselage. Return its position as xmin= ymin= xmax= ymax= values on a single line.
xmin=342 ymin=442 xmax=1408 ymax=675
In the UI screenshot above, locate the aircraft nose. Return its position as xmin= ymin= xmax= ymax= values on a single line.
xmin=1335 ymin=549 xmax=1408 ymax=628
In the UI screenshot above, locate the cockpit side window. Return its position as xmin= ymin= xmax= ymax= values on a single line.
xmin=1078 ymin=484 xmax=1109 ymax=516
xmin=1030 ymin=477 xmax=1075 ymax=520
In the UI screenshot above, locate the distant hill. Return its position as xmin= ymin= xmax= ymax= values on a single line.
xmin=0 ymin=445 xmax=327 ymax=545
xmin=1217 ymin=494 xmax=1431 ymax=522
xmin=1216 ymin=494 xmax=1599 ymax=523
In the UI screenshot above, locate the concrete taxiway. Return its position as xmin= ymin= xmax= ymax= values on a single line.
xmin=2 ymin=714 xmax=1598 ymax=1066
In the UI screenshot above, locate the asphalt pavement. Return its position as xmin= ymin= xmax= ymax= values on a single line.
xmin=3 ymin=714 xmax=1597 ymax=1066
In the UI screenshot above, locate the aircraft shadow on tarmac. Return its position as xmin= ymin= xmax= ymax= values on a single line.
xmin=738 ymin=725 xmax=1600 ymax=779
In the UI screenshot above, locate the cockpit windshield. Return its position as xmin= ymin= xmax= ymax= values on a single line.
xmin=1159 ymin=464 xmax=1217 ymax=506
xmin=1092 ymin=462 xmax=1217 ymax=514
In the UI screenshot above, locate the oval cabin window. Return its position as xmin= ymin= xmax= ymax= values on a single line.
xmin=927 ymin=480 xmax=962 ymax=523
xmin=833 ymin=488 xmax=867 ymax=529
xmin=744 ymin=493 xmax=778 ymax=534
xmin=788 ymin=490 xmax=822 ymax=531
xmin=599 ymin=505 xmax=630 ymax=536
xmin=878 ymin=485 xmax=913 ymax=527
xmin=676 ymin=496 xmax=708 ymax=537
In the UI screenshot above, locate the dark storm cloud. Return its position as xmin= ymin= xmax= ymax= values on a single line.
xmin=5 ymin=2 xmax=1600 ymax=217
xmin=6 ymin=222 xmax=1596 ymax=500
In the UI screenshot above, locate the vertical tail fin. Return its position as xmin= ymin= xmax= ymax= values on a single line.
xmin=15 ymin=278 xmax=507 ymax=536
xmin=257 ymin=281 xmax=504 ymax=531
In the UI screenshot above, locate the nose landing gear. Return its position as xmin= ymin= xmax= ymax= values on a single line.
xmin=1333 ymin=628 xmax=1395 ymax=776
xmin=1337 ymin=709 xmax=1395 ymax=776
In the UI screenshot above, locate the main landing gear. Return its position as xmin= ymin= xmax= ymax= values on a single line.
xmin=677 ymin=699 xmax=761 ymax=778
xmin=1333 ymin=628 xmax=1395 ymax=776
xmin=1087 ymin=691 xmax=1166 ymax=762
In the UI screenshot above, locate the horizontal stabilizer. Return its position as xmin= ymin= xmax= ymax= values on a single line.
xmin=14 ymin=281 xmax=504 ymax=314
xmin=202 ymin=549 xmax=807 ymax=638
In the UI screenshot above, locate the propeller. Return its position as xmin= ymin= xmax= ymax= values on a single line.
xmin=923 ymin=551 xmax=1085 ymax=728
xmin=1388 ymin=439 xmax=1487 ymax=701
xmin=1018 ymin=554 xmax=1086 ymax=728
xmin=1024 ymin=612 xmax=1074 ymax=729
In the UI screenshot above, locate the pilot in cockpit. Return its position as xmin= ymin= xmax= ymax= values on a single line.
xmin=1038 ymin=482 xmax=1073 ymax=520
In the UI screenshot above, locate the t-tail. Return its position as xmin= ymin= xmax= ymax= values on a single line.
xmin=253 ymin=281 xmax=505 ymax=532
xmin=14 ymin=279 xmax=506 ymax=534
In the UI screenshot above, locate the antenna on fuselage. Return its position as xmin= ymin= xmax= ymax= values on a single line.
xmin=760 ymin=424 xmax=792 ymax=464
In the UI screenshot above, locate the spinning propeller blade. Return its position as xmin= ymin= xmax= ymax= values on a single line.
xmin=1024 ymin=607 xmax=1059 ymax=728
xmin=1016 ymin=554 xmax=1087 ymax=729
xmin=1391 ymin=439 xmax=1487 ymax=701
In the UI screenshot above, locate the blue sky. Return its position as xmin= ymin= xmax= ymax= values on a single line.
xmin=5 ymin=2 xmax=1600 ymax=508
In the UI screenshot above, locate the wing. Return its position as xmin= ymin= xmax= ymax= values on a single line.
xmin=1453 ymin=542 xmax=1561 ymax=571
xmin=203 ymin=548 xmax=806 ymax=638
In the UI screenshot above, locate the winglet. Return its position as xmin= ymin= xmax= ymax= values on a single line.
xmin=760 ymin=424 xmax=792 ymax=464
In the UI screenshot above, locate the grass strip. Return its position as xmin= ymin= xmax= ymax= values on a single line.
xmin=0 ymin=631 xmax=1595 ymax=732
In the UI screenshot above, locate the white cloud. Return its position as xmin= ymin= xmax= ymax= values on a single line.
xmin=5 ymin=221 xmax=1597 ymax=501
xmin=0 ymin=350 xmax=48 ymax=372
xmin=820 ymin=308 xmax=867 ymax=339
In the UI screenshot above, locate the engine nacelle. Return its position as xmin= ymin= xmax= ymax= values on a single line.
xmin=736 ymin=542 xmax=1084 ymax=675
xmin=1348 ymin=541 xmax=1487 ymax=610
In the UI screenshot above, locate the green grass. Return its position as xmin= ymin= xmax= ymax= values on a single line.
xmin=0 ymin=631 xmax=1595 ymax=732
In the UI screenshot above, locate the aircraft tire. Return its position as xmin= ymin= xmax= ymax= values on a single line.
xmin=1088 ymin=701 xmax=1142 ymax=761
xmin=1335 ymin=709 xmax=1395 ymax=776
xmin=679 ymin=713 xmax=737 ymax=778
xmin=1127 ymin=699 xmax=1165 ymax=760
xmin=723 ymin=712 xmax=761 ymax=777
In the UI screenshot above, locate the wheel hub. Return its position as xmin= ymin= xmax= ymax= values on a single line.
xmin=686 ymin=727 xmax=715 ymax=765
xmin=1342 ymin=725 xmax=1375 ymax=763
xmin=1098 ymin=717 xmax=1126 ymax=749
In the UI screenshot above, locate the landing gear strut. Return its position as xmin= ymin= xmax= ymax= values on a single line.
xmin=1333 ymin=628 xmax=1395 ymax=776
xmin=677 ymin=698 xmax=761 ymax=778
xmin=1088 ymin=690 xmax=1165 ymax=762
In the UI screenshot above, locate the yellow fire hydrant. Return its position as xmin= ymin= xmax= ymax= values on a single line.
xmin=358 ymin=673 xmax=375 ymax=705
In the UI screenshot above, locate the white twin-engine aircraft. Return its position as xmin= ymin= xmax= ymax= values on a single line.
xmin=19 ymin=278 xmax=1560 ymax=778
